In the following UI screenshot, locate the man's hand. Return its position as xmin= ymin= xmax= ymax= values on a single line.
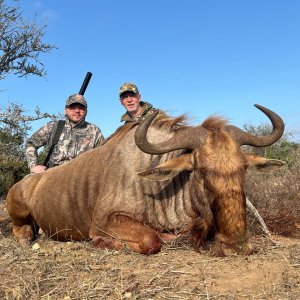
xmin=30 ymin=165 xmax=47 ymax=174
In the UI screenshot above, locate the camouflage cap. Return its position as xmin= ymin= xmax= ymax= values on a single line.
xmin=65 ymin=94 xmax=87 ymax=108
xmin=119 ymin=82 xmax=139 ymax=97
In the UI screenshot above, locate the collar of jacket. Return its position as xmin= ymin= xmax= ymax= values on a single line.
xmin=120 ymin=101 xmax=153 ymax=122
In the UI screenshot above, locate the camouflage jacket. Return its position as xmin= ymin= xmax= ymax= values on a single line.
xmin=120 ymin=101 xmax=165 ymax=123
xmin=25 ymin=118 xmax=105 ymax=168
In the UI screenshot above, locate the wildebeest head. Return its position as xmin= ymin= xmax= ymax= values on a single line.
xmin=134 ymin=104 xmax=285 ymax=255
xmin=135 ymin=104 xmax=284 ymax=181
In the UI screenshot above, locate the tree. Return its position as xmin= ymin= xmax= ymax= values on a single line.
xmin=0 ymin=0 xmax=57 ymax=196
xmin=0 ymin=0 xmax=56 ymax=79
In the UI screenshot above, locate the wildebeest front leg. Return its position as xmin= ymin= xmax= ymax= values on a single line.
xmin=89 ymin=212 xmax=162 ymax=254
xmin=205 ymin=173 xmax=253 ymax=255
xmin=6 ymin=183 xmax=39 ymax=245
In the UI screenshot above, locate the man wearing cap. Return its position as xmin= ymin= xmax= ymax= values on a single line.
xmin=119 ymin=82 xmax=164 ymax=122
xmin=25 ymin=94 xmax=105 ymax=174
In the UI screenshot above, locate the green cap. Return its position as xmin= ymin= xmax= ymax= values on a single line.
xmin=65 ymin=94 xmax=87 ymax=108
xmin=119 ymin=82 xmax=139 ymax=97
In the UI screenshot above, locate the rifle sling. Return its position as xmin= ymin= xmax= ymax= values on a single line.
xmin=43 ymin=120 xmax=66 ymax=166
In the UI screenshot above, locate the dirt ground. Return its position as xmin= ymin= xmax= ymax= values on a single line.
xmin=1 ymin=201 xmax=299 ymax=300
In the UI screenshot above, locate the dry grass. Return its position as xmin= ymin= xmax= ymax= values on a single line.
xmin=1 ymin=160 xmax=300 ymax=299
xmin=1 ymin=203 xmax=300 ymax=299
xmin=0 ymin=221 xmax=299 ymax=299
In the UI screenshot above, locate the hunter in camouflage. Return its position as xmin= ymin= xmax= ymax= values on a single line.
xmin=119 ymin=82 xmax=165 ymax=122
xmin=25 ymin=94 xmax=104 ymax=173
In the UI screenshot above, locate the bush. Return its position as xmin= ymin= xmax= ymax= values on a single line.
xmin=246 ymin=147 xmax=300 ymax=238
xmin=265 ymin=141 xmax=298 ymax=167
xmin=0 ymin=128 xmax=29 ymax=195
xmin=0 ymin=157 xmax=29 ymax=196
xmin=0 ymin=103 xmax=56 ymax=197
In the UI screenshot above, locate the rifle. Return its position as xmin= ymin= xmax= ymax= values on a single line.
xmin=43 ymin=72 xmax=93 ymax=166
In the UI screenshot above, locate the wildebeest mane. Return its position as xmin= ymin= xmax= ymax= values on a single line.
xmin=152 ymin=114 xmax=190 ymax=132
xmin=102 ymin=122 xmax=138 ymax=146
xmin=103 ymin=113 xmax=190 ymax=146
xmin=201 ymin=115 xmax=228 ymax=131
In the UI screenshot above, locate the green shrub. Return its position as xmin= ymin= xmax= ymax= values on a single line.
xmin=0 ymin=129 xmax=29 ymax=196
xmin=0 ymin=103 xmax=57 ymax=197
xmin=0 ymin=156 xmax=29 ymax=196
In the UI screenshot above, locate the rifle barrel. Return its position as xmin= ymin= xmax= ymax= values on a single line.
xmin=79 ymin=72 xmax=92 ymax=95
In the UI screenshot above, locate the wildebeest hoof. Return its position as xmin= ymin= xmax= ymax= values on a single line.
xmin=91 ymin=236 xmax=123 ymax=250
xmin=13 ymin=225 xmax=34 ymax=246
xmin=210 ymin=239 xmax=253 ymax=256
xmin=19 ymin=237 xmax=32 ymax=246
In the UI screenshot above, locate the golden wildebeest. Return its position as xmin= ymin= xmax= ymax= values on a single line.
xmin=6 ymin=104 xmax=284 ymax=255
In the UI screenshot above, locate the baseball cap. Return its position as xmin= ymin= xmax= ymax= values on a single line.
xmin=65 ymin=94 xmax=87 ymax=108
xmin=119 ymin=82 xmax=139 ymax=97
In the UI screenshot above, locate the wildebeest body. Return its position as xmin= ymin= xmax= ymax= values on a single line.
xmin=7 ymin=105 xmax=285 ymax=255
xmin=8 ymin=127 xmax=194 ymax=238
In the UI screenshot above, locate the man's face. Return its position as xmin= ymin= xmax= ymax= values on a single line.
xmin=120 ymin=92 xmax=142 ymax=116
xmin=65 ymin=103 xmax=87 ymax=123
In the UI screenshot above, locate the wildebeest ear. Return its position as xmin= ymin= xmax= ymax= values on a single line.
xmin=137 ymin=154 xmax=194 ymax=181
xmin=246 ymin=154 xmax=286 ymax=172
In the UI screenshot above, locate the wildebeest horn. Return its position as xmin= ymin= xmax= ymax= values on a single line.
xmin=134 ymin=110 xmax=208 ymax=154
xmin=225 ymin=104 xmax=285 ymax=146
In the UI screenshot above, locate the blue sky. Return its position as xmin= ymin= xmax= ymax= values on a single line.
xmin=1 ymin=0 xmax=299 ymax=141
